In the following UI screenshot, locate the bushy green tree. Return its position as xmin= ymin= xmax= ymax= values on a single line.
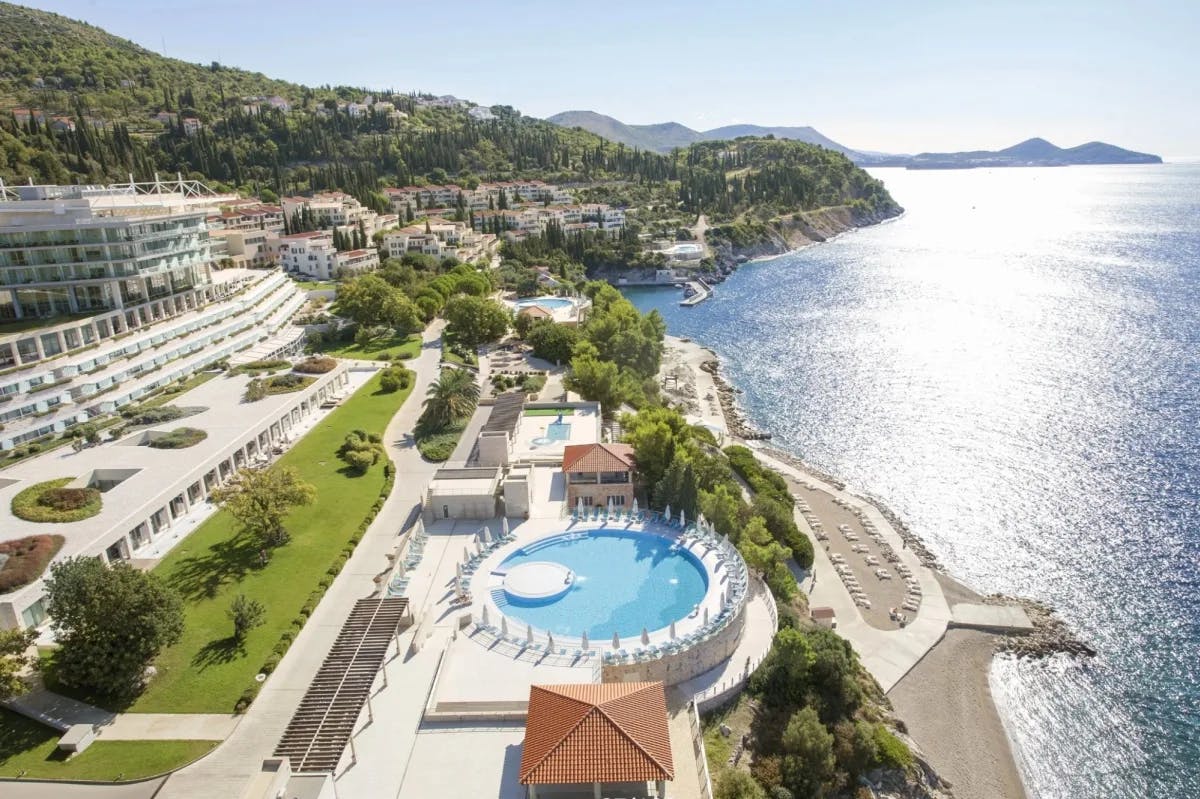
xmin=564 ymin=342 xmax=640 ymax=418
xmin=781 ymin=707 xmax=836 ymax=799
xmin=44 ymin=557 xmax=184 ymax=699
xmin=443 ymin=295 xmax=510 ymax=348
xmin=211 ymin=466 xmax=317 ymax=550
xmin=714 ymin=768 xmax=767 ymax=799
xmin=336 ymin=274 xmax=423 ymax=332
xmin=338 ymin=429 xmax=385 ymax=474
xmin=526 ymin=320 xmax=579 ymax=364
xmin=0 ymin=628 xmax=35 ymax=701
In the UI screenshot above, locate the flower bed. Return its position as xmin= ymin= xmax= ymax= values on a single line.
xmin=147 ymin=428 xmax=208 ymax=449
xmin=11 ymin=478 xmax=103 ymax=523
xmin=292 ymin=356 xmax=337 ymax=374
xmin=0 ymin=534 xmax=65 ymax=592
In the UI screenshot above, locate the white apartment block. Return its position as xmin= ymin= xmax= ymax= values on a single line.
xmin=277 ymin=232 xmax=379 ymax=280
xmin=383 ymin=221 xmax=497 ymax=263
xmin=281 ymin=193 xmax=390 ymax=234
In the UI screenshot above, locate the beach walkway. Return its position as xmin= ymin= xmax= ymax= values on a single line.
xmin=750 ymin=448 xmax=953 ymax=692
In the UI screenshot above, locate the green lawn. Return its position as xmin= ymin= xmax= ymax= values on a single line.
xmin=113 ymin=371 xmax=412 ymax=713
xmin=292 ymin=280 xmax=337 ymax=291
xmin=313 ymin=333 xmax=421 ymax=362
xmin=523 ymin=407 xmax=574 ymax=417
xmin=0 ymin=709 xmax=215 ymax=781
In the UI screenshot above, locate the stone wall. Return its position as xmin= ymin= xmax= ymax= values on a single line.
xmin=600 ymin=604 xmax=746 ymax=686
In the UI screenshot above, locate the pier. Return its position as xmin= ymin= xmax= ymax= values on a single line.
xmin=679 ymin=278 xmax=713 ymax=307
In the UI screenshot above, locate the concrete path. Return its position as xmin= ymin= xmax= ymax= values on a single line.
xmin=4 ymin=688 xmax=237 ymax=741
xmin=154 ymin=322 xmax=448 ymax=799
xmin=749 ymin=447 xmax=953 ymax=693
xmin=665 ymin=692 xmax=705 ymax=799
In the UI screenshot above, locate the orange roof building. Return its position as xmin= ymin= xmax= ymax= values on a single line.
xmin=519 ymin=682 xmax=674 ymax=798
xmin=561 ymin=443 xmax=637 ymax=514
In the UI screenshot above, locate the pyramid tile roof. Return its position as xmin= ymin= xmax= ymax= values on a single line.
xmin=519 ymin=682 xmax=674 ymax=785
xmin=561 ymin=443 xmax=635 ymax=474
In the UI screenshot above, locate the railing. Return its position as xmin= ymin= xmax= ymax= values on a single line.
xmin=693 ymin=577 xmax=779 ymax=712
xmin=688 ymin=698 xmax=715 ymax=799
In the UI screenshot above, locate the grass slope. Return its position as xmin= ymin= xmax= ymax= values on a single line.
xmin=0 ymin=709 xmax=215 ymax=781
xmin=124 ymin=371 xmax=410 ymax=713
xmin=313 ymin=333 xmax=422 ymax=362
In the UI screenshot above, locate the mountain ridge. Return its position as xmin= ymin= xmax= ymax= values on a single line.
xmin=546 ymin=110 xmax=1162 ymax=167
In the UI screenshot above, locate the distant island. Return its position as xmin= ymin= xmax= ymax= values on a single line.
xmin=881 ymin=137 xmax=1163 ymax=169
xmin=547 ymin=110 xmax=1163 ymax=167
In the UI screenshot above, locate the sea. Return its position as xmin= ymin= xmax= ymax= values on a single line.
xmin=625 ymin=163 xmax=1200 ymax=799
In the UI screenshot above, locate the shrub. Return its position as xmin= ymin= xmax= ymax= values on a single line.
xmin=234 ymin=359 xmax=290 ymax=373
xmin=244 ymin=378 xmax=267 ymax=402
xmin=122 ymin=405 xmax=185 ymax=425
xmin=872 ymin=725 xmax=913 ymax=770
xmin=12 ymin=478 xmax=103 ymax=523
xmin=234 ymin=684 xmax=260 ymax=713
xmin=148 ymin=427 xmax=207 ymax=449
xmin=264 ymin=373 xmax=314 ymax=395
xmin=0 ymin=534 xmax=65 ymax=592
xmin=379 ymin=366 xmax=411 ymax=393
xmin=294 ymin=356 xmax=337 ymax=374
xmin=39 ymin=487 xmax=93 ymax=511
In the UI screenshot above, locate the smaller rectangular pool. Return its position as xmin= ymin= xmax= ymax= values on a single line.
xmin=545 ymin=422 xmax=572 ymax=441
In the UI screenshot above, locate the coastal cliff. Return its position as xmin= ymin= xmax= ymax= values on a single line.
xmin=706 ymin=204 xmax=903 ymax=270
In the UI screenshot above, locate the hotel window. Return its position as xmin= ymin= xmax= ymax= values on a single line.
xmin=581 ymin=496 xmax=594 ymax=506
xmin=611 ymin=495 xmax=626 ymax=506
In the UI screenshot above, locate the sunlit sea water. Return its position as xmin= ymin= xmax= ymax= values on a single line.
xmin=626 ymin=164 xmax=1200 ymax=799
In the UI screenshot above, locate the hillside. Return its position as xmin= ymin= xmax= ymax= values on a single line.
xmin=546 ymin=111 xmax=702 ymax=152
xmin=0 ymin=0 xmax=900 ymax=262
xmin=0 ymin=2 xmax=307 ymax=122
xmin=548 ymin=109 xmax=867 ymax=158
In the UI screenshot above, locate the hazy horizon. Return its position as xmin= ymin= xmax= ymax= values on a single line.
xmin=15 ymin=0 xmax=1199 ymax=157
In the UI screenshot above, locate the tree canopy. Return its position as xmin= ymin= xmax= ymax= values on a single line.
xmin=211 ymin=466 xmax=317 ymax=550
xmin=442 ymin=295 xmax=510 ymax=349
xmin=44 ymin=556 xmax=184 ymax=699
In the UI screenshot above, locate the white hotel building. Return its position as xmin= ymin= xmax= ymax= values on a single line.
xmin=0 ymin=180 xmax=310 ymax=451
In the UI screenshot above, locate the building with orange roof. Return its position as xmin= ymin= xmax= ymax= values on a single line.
xmin=519 ymin=681 xmax=673 ymax=799
xmin=561 ymin=443 xmax=636 ymax=511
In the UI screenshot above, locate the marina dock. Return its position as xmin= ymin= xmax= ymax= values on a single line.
xmin=680 ymin=278 xmax=713 ymax=306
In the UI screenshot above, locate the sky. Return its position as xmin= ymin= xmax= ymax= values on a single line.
xmin=20 ymin=0 xmax=1200 ymax=156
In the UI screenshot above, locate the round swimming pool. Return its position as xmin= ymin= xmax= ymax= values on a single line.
xmin=496 ymin=529 xmax=709 ymax=638
xmin=514 ymin=296 xmax=573 ymax=310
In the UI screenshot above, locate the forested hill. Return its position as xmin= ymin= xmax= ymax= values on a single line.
xmin=678 ymin=138 xmax=899 ymax=220
xmin=0 ymin=1 xmax=897 ymax=225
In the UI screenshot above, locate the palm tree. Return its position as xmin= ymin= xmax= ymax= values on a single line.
xmin=421 ymin=368 xmax=480 ymax=431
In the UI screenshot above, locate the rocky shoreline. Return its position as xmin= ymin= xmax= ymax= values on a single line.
xmin=699 ymin=350 xmax=1092 ymax=663
xmin=986 ymin=595 xmax=1096 ymax=659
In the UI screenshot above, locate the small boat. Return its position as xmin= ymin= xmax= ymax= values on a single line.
xmin=673 ymin=282 xmax=685 ymax=288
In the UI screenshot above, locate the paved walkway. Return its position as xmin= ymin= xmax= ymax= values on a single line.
xmin=4 ymin=689 xmax=237 ymax=741
xmin=153 ymin=322 xmax=449 ymax=799
xmin=749 ymin=447 xmax=953 ymax=693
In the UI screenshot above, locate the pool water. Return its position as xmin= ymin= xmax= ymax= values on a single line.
xmin=545 ymin=422 xmax=571 ymax=441
xmin=515 ymin=296 xmax=573 ymax=310
xmin=497 ymin=529 xmax=708 ymax=638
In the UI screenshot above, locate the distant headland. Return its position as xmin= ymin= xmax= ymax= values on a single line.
xmin=546 ymin=111 xmax=1163 ymax=168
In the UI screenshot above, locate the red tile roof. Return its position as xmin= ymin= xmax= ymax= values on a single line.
xmin=562 ymin=443 xmax=635 ymax=474
xmin=519 ymin=682 xmax=674 ymax=785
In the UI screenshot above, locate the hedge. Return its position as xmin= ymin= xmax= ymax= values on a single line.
xmin=11 ymin=478 xmax=103 ymax=523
